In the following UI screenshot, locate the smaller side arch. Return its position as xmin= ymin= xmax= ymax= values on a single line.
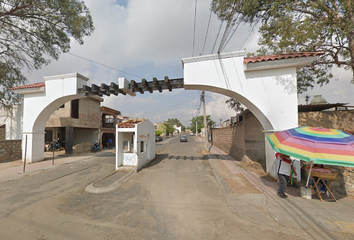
xmin=18 ymin=73 xmax=90 ymax=163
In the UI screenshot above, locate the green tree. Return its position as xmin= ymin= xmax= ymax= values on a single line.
xmin=0 ymin=0 xmax=94 ymax=106
xmin=157 ymin=124 xmax=167 ymax=135
xmin=211 ymin=0 xmax=354 ymax=93
xmin=155 ymin=130 xmax=163 ymax=136
xmin=165 ymin=118 xmax=185 ymax=132
xmin=225 ymin=98 xmax=245 ymax=113
xmin=163 ymin=122 xmax=175 ymax=135
xmin=189 ymin=115 xmax=215 ymax=133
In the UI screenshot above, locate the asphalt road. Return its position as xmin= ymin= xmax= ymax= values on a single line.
xmin=0 ymin=134 xmax=353 ymax=239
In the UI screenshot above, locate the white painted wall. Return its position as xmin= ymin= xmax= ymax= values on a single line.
xmin=182 ymin=52 xmax=317 ymax=178
xmin=116 ymin=120 xmax=155 ymax=171
xmin=136 ymin=120 xmax=155 ymax=170
xmin=0 ymin=104 xmax=23 ymax=140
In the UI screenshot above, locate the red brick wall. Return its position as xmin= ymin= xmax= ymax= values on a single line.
xmin=244 ymin=110 xmax=266 ymax=168
xmin=212 ymin=110 xmax=265 ymax=168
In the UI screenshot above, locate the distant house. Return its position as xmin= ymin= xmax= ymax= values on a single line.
xmin=0 ymin=105 xmax=23 ymax=162
xmin=45 ymin=96 xmax=103 ymax=152
xmin=0 ymin=104 xmax=23 ymax=140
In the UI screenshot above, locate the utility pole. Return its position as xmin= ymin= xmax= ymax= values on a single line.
xmin=195 ymin=108 xmax=199 ymax=135
xmin=202 ymin=91 xmax=207 ymax=140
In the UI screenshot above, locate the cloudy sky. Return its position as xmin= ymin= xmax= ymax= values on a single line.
xmin=24 ymin=0 xmax=354 ymax=127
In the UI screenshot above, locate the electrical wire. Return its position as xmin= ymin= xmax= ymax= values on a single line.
xmin=239 ymin=24 xmax=256 ymax=50
xmin=202 ymin=9 xmax=212 ymax=55
xmin=217 ymin=0 xmax=239 ymax=53
xmin=217 ymin=22 xmax=233 ymax=54
xmin=211 ymin=21 xmax=224 ymax=54
xmin=192 ymin=0 xmax=198 ymax=57
xmin=220 ymin=17 xmax=242 ymax=52
xmin=66 ymin=52 xmax=144 ymax=79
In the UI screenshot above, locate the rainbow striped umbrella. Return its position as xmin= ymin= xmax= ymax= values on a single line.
xmin=267 ymin=126 xmax=354 ymax=168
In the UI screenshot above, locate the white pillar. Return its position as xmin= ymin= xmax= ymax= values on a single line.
xmin=22 ymin=132 xmax=46 ymax=163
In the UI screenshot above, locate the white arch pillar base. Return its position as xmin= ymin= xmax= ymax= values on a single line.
xmin=22 ymin=132 xmax=45 ymax=163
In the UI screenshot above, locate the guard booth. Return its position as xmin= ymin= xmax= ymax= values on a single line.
xmin=116 ymin=119 xmax=155 ymax=171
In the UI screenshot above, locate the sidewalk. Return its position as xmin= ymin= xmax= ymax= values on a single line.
xmin=195 ymin=136 xmax=354 ymax=237
xmin=0 ymin=149 xmax=115 ymax=182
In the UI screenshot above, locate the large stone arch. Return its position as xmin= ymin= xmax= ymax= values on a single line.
xmin=13 ymin=73 xmax=89 ymax=163
xmin=182 ymin=51 xmax=321 ymax=178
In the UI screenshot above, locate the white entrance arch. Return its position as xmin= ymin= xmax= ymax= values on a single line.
xmin=182 ymin=51 xmax=322 ymax=178
xmin=12 ymin=73 xmax=89 ymax=163
xmin=12 ymin=51 xmax=322 ymax=178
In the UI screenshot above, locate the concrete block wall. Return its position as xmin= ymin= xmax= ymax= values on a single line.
xmin=244 ymin=110 xmax=266 ymax=169
xmin=0 ymin=139 xmax=22 ymax=162
xmin=212 ymin=124 xmax=245 ymax=160
xmin=211 ymin=110 xmax=266 ymax=171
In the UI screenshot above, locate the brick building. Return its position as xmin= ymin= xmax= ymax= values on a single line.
xmin=100 ymin=106 xmax=122 ymax=149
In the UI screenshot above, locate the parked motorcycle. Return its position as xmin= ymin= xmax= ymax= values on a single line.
xmin=91 ymin=142 xmax=101 ymax=152
xmin=45 ymin=140 xmax=60 ymax=152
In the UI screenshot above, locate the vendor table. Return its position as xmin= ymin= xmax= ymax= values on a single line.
xmin=306 ymin=167 xmax=338 ymax=203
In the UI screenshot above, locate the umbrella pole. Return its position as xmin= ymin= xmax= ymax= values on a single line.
xmin=306 ymin=161 xmax=314 ymax=188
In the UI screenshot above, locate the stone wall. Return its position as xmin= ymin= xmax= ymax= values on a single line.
xmin=298 ymin=110 xmax=354 ymax=133
xmin=0 ymin=139 xmax=22 ymax=162
xmin=0 ymin=125 xmax=5 ymax=140
xmin=212 ymin=110 xmax=266 ymax=169
xmin=299 ymin=110 xmax=354 ymax=196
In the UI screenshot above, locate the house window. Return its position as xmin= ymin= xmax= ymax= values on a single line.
xmin=105 ymin=115 xmax=114 ymax=124
xmin=71 ymin=99 xmax=79 ymax=119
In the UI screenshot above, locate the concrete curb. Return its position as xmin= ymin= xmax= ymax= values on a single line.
xmin=85 ymin=171 xmax=136 ymax=194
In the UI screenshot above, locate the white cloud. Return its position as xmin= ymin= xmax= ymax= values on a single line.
xmin=205 ymin=93 xmax=236 ymax=125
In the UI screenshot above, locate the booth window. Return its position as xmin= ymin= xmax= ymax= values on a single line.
xmin=140 ymin=141 xmax=144 ymax=153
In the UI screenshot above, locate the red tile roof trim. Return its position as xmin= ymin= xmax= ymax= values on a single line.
xmin=118 ymin=120 xmax=144 ymax=128
xmin=244 ymin=52 xmax=324 ymax=65
xmin=9 ymin=82 xmax=45 ymax=90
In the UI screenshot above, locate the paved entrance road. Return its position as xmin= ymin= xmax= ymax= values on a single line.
xmin=0 ymin=135 xmax=353 ymax=239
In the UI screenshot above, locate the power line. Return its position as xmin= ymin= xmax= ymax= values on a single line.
xmin=220 ymin=17 xmax=242 ymax=52
xmin=239 ymin=24 xmax=256 ymax=50
xmin=211 ymin=21 xmax=223 ymax=54
xmin=192 ymin=0 xmax=198 ymax=57
xmin=66 ymin=52 xmax=144 ymax=79
xmin=202 ymin=9 xmax=212 ymax=55
xmin=217 ymin=0 xmax=240 ymax=53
